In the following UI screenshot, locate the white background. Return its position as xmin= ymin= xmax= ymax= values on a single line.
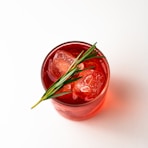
xmin=0 ymin=0 xmax=148 ymax=148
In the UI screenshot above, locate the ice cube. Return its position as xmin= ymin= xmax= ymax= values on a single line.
xmin=47 ymin=50 xmax=75 ymax=81
xmin=53 ymin=50 xmax=75 ymax=76
xmin=47 ymin=59 xmax=60 ymax=82
xmin=72 ymin=69 xmax=105 ymax=101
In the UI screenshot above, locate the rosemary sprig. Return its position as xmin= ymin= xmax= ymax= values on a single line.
xmin=31 ymin=42 xmax=102 ymax=109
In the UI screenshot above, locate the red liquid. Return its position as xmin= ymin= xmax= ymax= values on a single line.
xmin=41 ymin=41 xmax=110 ymax=120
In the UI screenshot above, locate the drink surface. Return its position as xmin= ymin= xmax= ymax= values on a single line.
xmin=41 ymin=42 xmax=107 ymax=105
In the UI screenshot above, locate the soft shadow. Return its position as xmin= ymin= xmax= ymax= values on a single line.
xmin=82 ymin=76 xmax=140 ymax=131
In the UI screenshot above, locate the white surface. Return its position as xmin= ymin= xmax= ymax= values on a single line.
xmin=0 ymin=0 xmax=148 ymax=148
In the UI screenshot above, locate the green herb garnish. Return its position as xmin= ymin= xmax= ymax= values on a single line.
xmin=31 ymin=42 xmax=103 ymax=109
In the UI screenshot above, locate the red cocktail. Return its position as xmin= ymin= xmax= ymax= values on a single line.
xmin=41 ymin=41 xmax=110 ymax=120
